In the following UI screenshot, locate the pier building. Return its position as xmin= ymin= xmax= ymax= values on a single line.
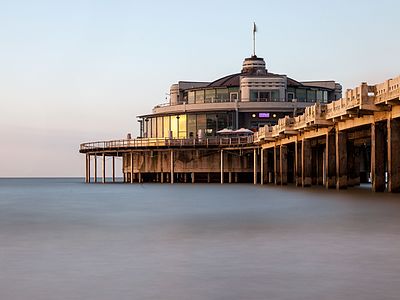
xmin=79 ymin=74 xmax=400 ymax=192
xmin=138 ymin=54 xmax=342 ymax=139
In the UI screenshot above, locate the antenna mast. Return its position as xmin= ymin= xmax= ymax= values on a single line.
xmin=253 ymin=22 xmax=257 ymax=56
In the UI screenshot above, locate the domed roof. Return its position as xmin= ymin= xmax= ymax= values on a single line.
xmin=206 ymin=72 xmax=303 ymax=88
xmin=207 ymin=73 xmax=243 ymax=88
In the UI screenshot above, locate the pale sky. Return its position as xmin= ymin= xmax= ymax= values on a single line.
xmin=1 ymin=0 xmax=399 ymax=177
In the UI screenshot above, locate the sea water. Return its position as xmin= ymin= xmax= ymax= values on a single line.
xmin=0 ymin=178 xmax=400 ymax=300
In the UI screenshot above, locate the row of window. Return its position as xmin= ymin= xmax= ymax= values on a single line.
xmin=143 ymin=113 xmax=235 ymax=139
xmin=181 ymin=88 xmax=330 ymax=104
xmin=187 ymin=88 xmax=239 ymax=104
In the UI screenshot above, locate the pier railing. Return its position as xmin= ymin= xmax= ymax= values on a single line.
xmin=80 ymin=136 xmax=254 ymax=152
xmin=254 ymin=76 xmax=400 ymax=143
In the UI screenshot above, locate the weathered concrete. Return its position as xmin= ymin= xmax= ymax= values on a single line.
xmin=280 ymin=145 xmax=288 ymax=185
xmin=336 ymin=131 xmax=347 ymax=189
xmin=371 ymin=122 xmax=386 ymax=192
xmin=302 ymin=139 xmax=312 ymax=187
xmin=387 ymin=117 xmax=400 ymax=192
xmin=274 ymin=146 xmax=281 ymax=185
xmin=325 ymin=132 xmax=336 ymax=188
xmin=295 ymin=141 xmax=302 ymax=187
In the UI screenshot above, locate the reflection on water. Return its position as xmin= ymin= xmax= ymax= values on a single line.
xmin=1 ymin=179 xmax=400 ymax=300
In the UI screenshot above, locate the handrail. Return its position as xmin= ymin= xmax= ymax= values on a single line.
xmin=80 ymin=136 xmax=254 ymax=151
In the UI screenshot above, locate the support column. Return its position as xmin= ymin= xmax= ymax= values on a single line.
xmin=280 ymin=145 xmax=288 ymax=185
xmin=94 ymin=154 xmax=97 ymax=183
xmin=191 ymin=172 xmax=195 ymax=183
xmin=86 ymin=154 xmax=90 ymax=183
xmin=170 ymin=150 xmax=174 ymax=184
xmin=102 ymin=153 xmax=106 ymax=183
xmin=260 ymin=148 xmax=264 ymax=185
xmin=274 ymin=146 xmax=281 ymax=185
xmin=371 ymin=123 xmax=385 ymax=192
xmin=253 ymin=148 xmax=257 ymax=185
xmin=130 ymin=152 xmax=134 ymax=183
xmin=112 ymin=156 xmax=115 ymax=183
xmin=220 ymin=149 xmax=224 ymax=184
xmin=302 ymin=139 xmax=311 ymax=187
xmin=325 ymin=132 xmax=336 ymax=188
xmin=336 ymin=131 xmax=347 ymax=189
xmin=228 ymin=172 xmax=232 ymax=184
xmin=295 ymin=141 xmax=302 ymax=187
xmin=388 ymin=118 xmax=400 ymax=192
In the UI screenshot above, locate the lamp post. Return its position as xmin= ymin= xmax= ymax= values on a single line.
xmin=176 ymin=115 xmax=180 ymax=138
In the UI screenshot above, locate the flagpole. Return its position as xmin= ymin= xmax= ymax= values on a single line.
xmin=253 ymin=22 xmax=256 ymax=56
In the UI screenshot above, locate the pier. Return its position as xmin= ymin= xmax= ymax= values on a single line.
xmin=79 ymin=76 xmax=400 ymax=192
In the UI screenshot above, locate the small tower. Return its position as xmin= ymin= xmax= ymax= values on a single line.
xmin=241 ymin=22 xmax=267 ymax=75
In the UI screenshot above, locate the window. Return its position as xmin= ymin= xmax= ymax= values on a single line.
xmin=163 ymin=116 xmax=170 ymax=138
xmin=205 ymin=89 xmax=215 ymax=103
xmin=296 ymin=89 xmax=307 ymax=102
xmin=230 ymin=92 xmax=238 ymax=101
xmin=188 ymin=91 xmax=195 ymax=104
xmin=250 ymin=91 xmax=259 ymax=101
xmin=307 ymin=90 xmax=316 ymax=102
xmin=178 ymin=115 xmax=187 ymax=138
xmin=187 ymin=115 xmax=197 ymax=138
xmin=196 ymin=114 xmax=206 ymax=136
xmin=216 ymin=88 xmax=229 ymax=102
xmin=195 ymin=90 xmax=204 ymax=103
xmin=316 ymin=91 xmax=323 ymax=102
xmin=259 ymin=91 xmax=270 ymax=101
xmin=157 ymin=117 xmax=163 ymax=138
xmin=271 ymin=90 xmax=280 ymax=101
xmin=151 ymin=118 xmax=157 ymax=138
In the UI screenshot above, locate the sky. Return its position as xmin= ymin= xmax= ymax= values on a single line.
xmin=0 ymin=0 xmax=399 ymax=177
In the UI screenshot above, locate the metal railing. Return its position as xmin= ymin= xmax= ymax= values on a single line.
xmin=80 ymin=136 xmax=254 ymax=151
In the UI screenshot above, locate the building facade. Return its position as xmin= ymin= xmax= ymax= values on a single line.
xmin=138 ymin=55 xmax=342 ymax=139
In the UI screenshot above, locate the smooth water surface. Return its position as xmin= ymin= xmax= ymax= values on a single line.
xmin=1 ymin=178 xmax=400 ymax=300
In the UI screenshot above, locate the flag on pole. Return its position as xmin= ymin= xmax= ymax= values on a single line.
xmin=253 ymin=22 xmax=257 ymax=33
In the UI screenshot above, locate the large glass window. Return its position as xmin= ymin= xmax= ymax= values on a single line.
xmin=157 ymin=117 xmax=163 ymax=138
xmin=217 ymin=114 xmax=228 ymax=130
xmin=206 ymin=114 xmax=217 ymax=136
xmin=170 ymin=116 xmax=178 ymax=138
xmin=187 ymin=115 xmax=197 ymax=138
xmin=151 ymin=118 xmax=157 ymax=138
xmin=216 ymin=88 xmax=229 ymax=102
xmin=296 ymin=89 xmax=307 ymax=102
xmin=250 ymin=90 xmax=258 ymax=101
xmin=307 ymin=90 xmax=316 ymax=102
xmin=197 ymin=114 xmax=206 ymax=137
xmin=163 ymin=116 xmax=170 ymax=138
xmin=323 ymin=91 xmax=328 ymax=102
xmin=195 ymin=90 xmax=204 ymax=103
xmin=316 ymin=91 xmax=323 ymax=102
xmin=205 ymin=89 xmax=215 ymax=103
xmin=259 ymin=91 xmax=270 ymax=101
xmin=188 ymin=91 xmax=195 ymax=104
xmin=271 ymin=90 xmax=280 ymax=101
xmin=178 ymin=114 xmax=186 ymax=138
